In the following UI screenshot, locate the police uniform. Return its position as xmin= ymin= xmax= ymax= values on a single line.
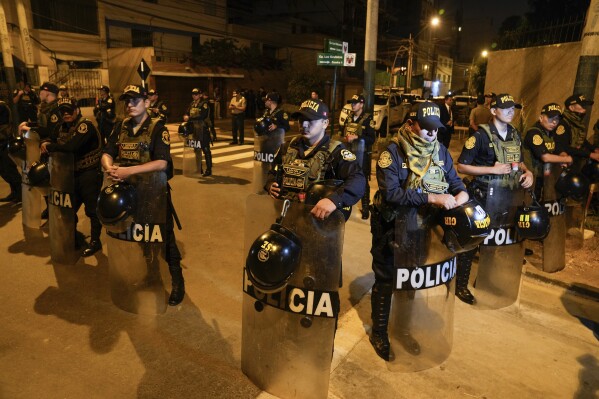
xmin=341 ymin=104 xmax=376 ymax=218
xmin=13 ymin=87 xmax=39 ymax=123
xmin=94 ymin=87 xmax=116 ymax=143
xmin=0 ymin=101 xmax=21 ymax=202
xmin=266 ymin=134 xmax=365 ymax=208
xmin=185 ymin=92 xmax=213 ymax=176
xmin=148 ymin=91 xmax=170 ymax=123
xmin=103 ymin=112 xmax=183 ymax=299
xmin=261 ymin=106 xmax=290 ymax=133
xmin=370 ymin=103 xmax=466 ymax=361
xmin=37 ymin=99 xmax=62 ymax=141
xmin=46 ymin=99 xmax=103 ymax=255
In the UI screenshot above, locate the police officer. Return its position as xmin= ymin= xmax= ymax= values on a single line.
xmin=456 ymin=93 xmax=533 ymax=305
xmin=370 ymin=101 xmax=468 ymax=361
xmin=439 ymin=94 xmax=455 ymax=148
xmin=340 ymin=94 xmax=376 ymax=219
xmin=147 ymin=89 xmax=170 ymax=123
xmin=0 ymin=99 xmax=21 ymax=202
xmin=94 ymin=85 xmax=116 ymax=143
xmin=202 ymin=91 xmax=218 ymax=143
xmin=41 ymin=97 xmax=103 ymax=256
xmin=184 ymin=88 xmax=212 ymax=176
xmin=261 ymin=92 xmax=290 ymax=134
xmin=266 ymin=98 xmax=365 ymax=220
xmin=101 ymin=84 xmax=184 ymax=306
xmin=58 ymin=85 xmax=69 ymax=99
xmin=19 ymin=82 xmax=63 ymax=219
xmin=559 ymin=94 xmax=599 ymax=165
xmin=13 ymin=83 xmax=39 ymax=123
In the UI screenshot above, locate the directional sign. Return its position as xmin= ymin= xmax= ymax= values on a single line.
xmin=343 ymin=53 xmax=356 ymax=67
xmin=317 ymin=53 xmax=344 ymax=66
xmin=324 ymin=39 xmax=344 ymax=54
xmin=137 ymin=58 xmax=151 ymax=81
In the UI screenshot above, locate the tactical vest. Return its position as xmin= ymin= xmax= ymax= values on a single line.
xmin=280 ymin=138 xmax=342 ymax=192
xmin=477 ymin=124 xmax=523 ymax=184
xmin=343 ymin=112 xmax=371 ymax=137
xmin=188 ymin=100 xmax=202 ymax=119
xmin=117 ymin=118 xmax=161 ymax=166
xmin=523 ymin=126 xmax=555 ymax=177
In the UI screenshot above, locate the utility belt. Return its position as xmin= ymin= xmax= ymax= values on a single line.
xmin=75 ymin=149 xmax=102 ymax=171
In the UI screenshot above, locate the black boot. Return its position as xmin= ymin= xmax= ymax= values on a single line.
xmin=202 ymin=151 xmax=212 ymax=177
xmin=168 ymin=263 xmax=185 ymax=306
xmin=82 ymin=218 xmax=103 ymax=257
xmin=456 ymin=254 xmax=476 ymax=305
xmin=41 ymin=196 xmax=49 ymax=219
xmin=82 ymin=240 xmax=102 ymax=257
xmin=0 ymin=183 xmax=19 ymax=202
xmin=370 ymin=282 xmax=393 ymax=361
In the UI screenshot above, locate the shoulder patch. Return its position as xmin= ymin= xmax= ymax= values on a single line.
xmin=283 ymin=112 xmax=288 ymax=120
xmin=556 ymin=125 xmax=565 ymax=135
xmin=370 ymin=120 xmax=376 ymax=128
xmin=465 ymin=136 xmax=476 ymax=150
xmin=203 ymin=103 xmax=208 ymax=109
xmin=341 ymin=149 xmax=356 ymax=161
xmin=160 ymin=104 xmax=167 ymax=111
xmin=378 ymin=151 xmax=392 ymax=168
xmin=107 ymin=98 xmax=113 ymax=104
xmin=162 ymin=130 xmax=170 ymax=145
xmin=532 ymin=134 xmax=543 ymax=146
xmin=50 ymin=114 xmax=59 ymax=123
xmin=77 ymin=123 xmax=88 ymax=134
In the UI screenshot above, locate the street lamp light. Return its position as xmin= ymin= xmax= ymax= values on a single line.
xmin=468 ymin=49 xmax=488 ymax=96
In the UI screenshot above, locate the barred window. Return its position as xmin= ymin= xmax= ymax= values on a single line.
xmin=31 ymin=0 xmax=98 ymax=35
xmin=132 ymin=29 xmax=153 ymax=47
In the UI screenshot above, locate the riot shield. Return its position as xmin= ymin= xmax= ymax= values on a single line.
xmin=241 ymin=194 xmax=344 ymax=399
xmin=475 ymin=178 xmax=526 ymax=309
xmin=105 ymin=171 xmax=169 ymax=315
xmin=182 ymin=121 xmax=204 ymax=178
xmin=539 ymin=163 xmax=566 ymax=272
xmin=48 ymin=152 xmax=79 ymax=265
xmin=389 ymin=207 xmax=456 ymax=372
xmin=350 ymin=138 xmax=366 ymax=171
xmin=252 ymin=130 xmax=284 ymax=194
xmin=565 ymin=198 xmax=584 ymax=250
xmin=21 ymin=130 xmax=44 ymax=230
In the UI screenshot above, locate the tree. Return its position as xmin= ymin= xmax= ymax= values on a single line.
xmin=285 ymin=66 xmax=328 ymax=105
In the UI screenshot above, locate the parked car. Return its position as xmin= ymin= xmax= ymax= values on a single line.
xmin=339 ymin=91 xmax=413 ymax=135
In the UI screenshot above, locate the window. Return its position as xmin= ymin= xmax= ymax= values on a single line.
xmin=31 ymin=0 xmax=98 ymax=35
xmin=132 ymin=29 xmax=153 ymax=47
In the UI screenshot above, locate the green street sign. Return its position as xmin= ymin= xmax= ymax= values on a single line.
xmin=324 ymin=39 xmax=344 ymax=54
xmin=317 ymin=53 xmax=344 ymax=66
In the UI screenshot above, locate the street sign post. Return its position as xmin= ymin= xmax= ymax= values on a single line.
xmin=137 ymin=58 xmax=151 ymax=88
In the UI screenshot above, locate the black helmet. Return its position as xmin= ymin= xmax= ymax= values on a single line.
xmin=178 ymin=121 xmax=193 ymax=137
xmin=27 ymin=161 xmax=50 ymax=187
xmin=254 ymin=117 xmax=273 ymax=136
xmin=97 ymin=182 xmax=137 ymax=233
xmin=7 ymin=136 xmax=25 ymax=159
xmin=555 ymin=170 xmax=590 ymax=201
xmin=245 ymin=223 xmax=302 ymax=293
xmin=305 ymin=180 xmax=352 ymax=220
xmin=514 ymin=203 xmax=550 ymax=241
xmin=440 ymin=199 xmax=491 ymax=253
xmin=581 ymin=161 xmax=599 ymax=184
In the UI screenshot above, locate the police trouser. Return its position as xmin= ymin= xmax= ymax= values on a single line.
xmin=165 ymin=189 xmax=182 ymax=270
xmin=73 ymin=168 xmax=102 ymax=242
xmin=362 ymin=148 xmax=372 ymax=208
xmin=198 ymin=130 xmax=212 ymax=169
xmin=0 ymin=143 xmax=21 ymax=190
xmin=98 ymin=120 xmax=115 ymax=144
xmin=232 ymin=113 xmax=245 ymax=143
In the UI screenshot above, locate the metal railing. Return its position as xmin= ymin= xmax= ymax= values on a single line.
xmin=49 ymin=69 xmax=102 ymax=107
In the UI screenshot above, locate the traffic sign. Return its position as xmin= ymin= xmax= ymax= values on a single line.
xmin=343 ymin=53 xmax=356 ymax=67
xmin=317 ymin=53 xmax=344 ymax=66
xmin=324 ymin=39 xmax=344 ymax=54
xmin=137 ymin=58 xmax=151 ymax=81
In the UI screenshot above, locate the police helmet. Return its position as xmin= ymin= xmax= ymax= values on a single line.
xmin=440 ymin=199 xmax=491 ymax=253
xmin=305 ymin=180 xmax=352 ymax=221
xmin=27 ymin=161 xmax=50 ymax=187
xmin=254 ymin=117 xmax=273 ymax=136
xmin=555 ymin=170 xmax=590 ymax=201
xmin=245 ymin=223 xmax=302 ymax=293
xmin=581 ymin=161 xmax=599 ymax=184
xmin=178 ymin=121 xmax=193 ymax=137
xmin=514 ymin=203 xmax=550 ymax=241
xmin=7 ymin=136 xmax=26 ymax=159
xmin=96 ymin=182 xmax=137 ymax=233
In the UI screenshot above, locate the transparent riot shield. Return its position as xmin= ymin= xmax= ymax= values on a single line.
xmin=105 ymin=171 xmax=169 ymax=315
xmin=241 ymin=194 xmax=344 ymax=399
xmin=22 ymin=130 xmax=44 ymax=231
xmin=48 ymin=152 xmax=79 ymax=265
xmin=475 ymin=178 xmax=526 ymax=309
xmin=350 ymin=138 xmax=366 ymax=171
xmin=565 ymin=198 xmax=584 ymax=250
xmin=389 ymin=207 xmax=456 ymax=372
xmin=252 ymin=130 xmax=284 ymax=194
xmin=182 ymin=122 xmax=204 ymax=178
xmin=539 ymin=163 xmax=566 ymax=272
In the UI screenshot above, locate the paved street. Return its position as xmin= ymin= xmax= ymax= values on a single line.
xmin=0 ymin=123 xmax=598 ymax=398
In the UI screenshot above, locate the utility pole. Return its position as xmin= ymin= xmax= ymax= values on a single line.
xmin=573 ymin=0 xmax=598 ymax=141
xmin=363 ymin=0 xmax=379 ymax=113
